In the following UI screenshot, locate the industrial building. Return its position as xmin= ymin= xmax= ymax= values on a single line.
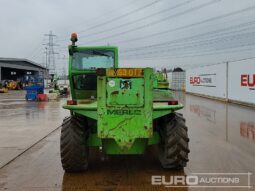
xmin=0 ymin=58 xmax=47 ymax=82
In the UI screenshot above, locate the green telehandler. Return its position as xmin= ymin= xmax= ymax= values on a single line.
xmin=60 ymin=33 xmax=189 ymax=172
xmin=155 ymin=69 xmax=170 ymax=89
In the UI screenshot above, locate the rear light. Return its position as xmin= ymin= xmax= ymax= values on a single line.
xmin=67 ymin=100 xmax=77 ymax=105
xmin=168 ymin=100 xmax=178 ymax=105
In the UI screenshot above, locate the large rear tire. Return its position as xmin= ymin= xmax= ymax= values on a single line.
xmin=60 ymin=115 xmax=89 ymax=172
xmin=158 ymin=113 xmax=190 ymax=169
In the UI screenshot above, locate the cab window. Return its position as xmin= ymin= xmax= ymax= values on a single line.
xmin=73 ymin=74 xmax=97 ymax=90
xmin=72 ymin=50 xmax=114 ymax=70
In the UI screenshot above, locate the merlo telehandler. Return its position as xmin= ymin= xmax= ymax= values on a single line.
xmin=60 ymin=33 xmax=189 ymax=172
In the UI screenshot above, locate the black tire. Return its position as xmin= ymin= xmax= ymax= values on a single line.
xmin=158 ymin=112 xmax=190 ymax=169
xmin=60 ymin=115 xmax=89 ymax=172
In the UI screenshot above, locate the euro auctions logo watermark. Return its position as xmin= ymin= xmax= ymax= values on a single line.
xmin=151 ymin=172 xmax=252 ymax=188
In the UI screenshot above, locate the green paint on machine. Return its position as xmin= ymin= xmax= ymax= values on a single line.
xmin=60 ymin=33 xmax=189 ymax=172
xmin=107 ymin=110 xmax=142 ymax=115
xmin=97 ymin=68 xmax=153 ymax=151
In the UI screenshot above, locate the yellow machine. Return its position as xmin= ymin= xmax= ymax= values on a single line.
xmin=0 ymin=83 xmax=8 ymax=93
xmin=155 ymin=69 xmax=169 ymax=89
xmin=0 ymin=88 xmax=8 ymax=93
xmin=7 ymin=81 xmax=18 ymax=90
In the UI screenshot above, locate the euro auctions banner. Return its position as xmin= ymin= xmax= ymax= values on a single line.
xmin=186 ymin=63 xmax=227 ymax=99
xmin=228 ymin=59 xmax=255 ymax=104
xmin=190 ymin=74 xmax=217 ymax=88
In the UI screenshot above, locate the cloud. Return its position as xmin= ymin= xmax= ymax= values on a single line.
xmin=1 ymin=0 xmax=255 ymax=73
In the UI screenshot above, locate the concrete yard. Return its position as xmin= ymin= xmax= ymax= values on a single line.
xmin=2 ymin=1 xmax=255 ymax=190
xmin=0 ymin=91 xmax=254 ymax=191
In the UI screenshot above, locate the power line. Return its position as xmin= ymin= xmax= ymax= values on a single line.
xmin=57 ymin=0 xmax=161 ymax=42
xmin=59 ymin=0 xmax=252 ymax=49
xmin=56 ymin=0 xmax=144 ymax=38
xmin=117 ymin=3 xmax=255 ymax=51
xmin=80 ymin=0 xmax=221 ymax=44
xmin=57 ymin=19 xmax=255 ymax=52
xmin=80 ymin=0 xmax=161 ymax=32
xmin=29 ymin=47 xmax=44 ymax=60
xmin=57 ymin=26 xmax=255 ymax=59
xmin=114 ymin=5 xmax=255 ymax=45
xmin=147 ymin=46 xmax=255 ymax=60
xmin=156 ymin=55 xmax=255 ymax=69
xmin=121 ymin=38 xmax=255 ymax=59
xmin=120 ymin=23 xmax=255 ymax=53
xmin=121 ymin=40 xmax=255 ymax=60
xmin=27 ymin=38 xmax=47 ymax=61
xmin=121 ymin=46 xmax=255 ymax=61
xmin=120 ymin=30 xmax=255 ymax=57
xmin=57 ymin=20 xmax=255 ymax=59
xmin=27 ymin=46 xmax=42 ymax=59
xmin=78 ymin=0 xmax=194 ymax=39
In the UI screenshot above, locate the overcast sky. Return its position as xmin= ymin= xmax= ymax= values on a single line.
xmin=1 ymin=0 xmax=255 ymax=74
